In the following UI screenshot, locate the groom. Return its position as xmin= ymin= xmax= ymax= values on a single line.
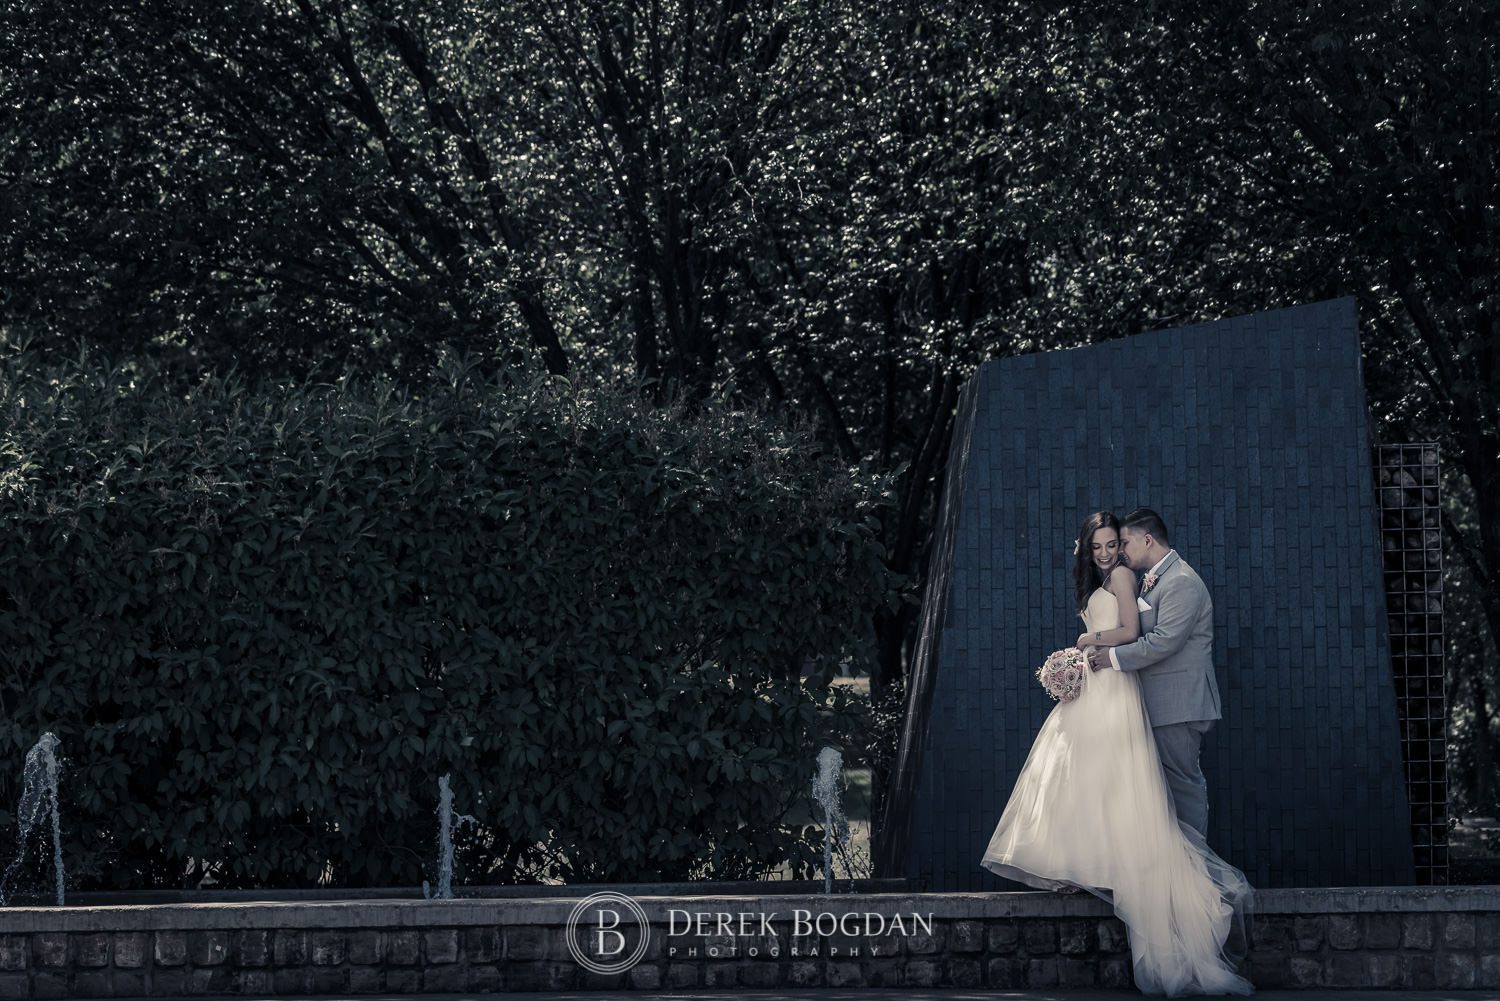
xmin=1085 ymin=508 xmax=1222 ymax=838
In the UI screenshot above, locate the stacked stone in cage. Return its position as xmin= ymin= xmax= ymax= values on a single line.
xmin=1375 ymin=443 xmax=1447 ymax=885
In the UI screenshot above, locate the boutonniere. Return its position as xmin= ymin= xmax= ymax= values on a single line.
xmin=1142 ymin=572 xmax=1159 ymax=593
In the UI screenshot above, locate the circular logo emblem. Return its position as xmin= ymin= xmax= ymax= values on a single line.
xmin=565 ymin=891 xmax=651 ymax=974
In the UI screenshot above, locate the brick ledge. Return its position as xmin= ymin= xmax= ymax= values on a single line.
xmin=0 ymin=885 xmax=1495 ymax=933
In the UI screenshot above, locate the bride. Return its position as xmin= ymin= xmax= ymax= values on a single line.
xmin=980 ymin=511 xmax=1254 ymax=997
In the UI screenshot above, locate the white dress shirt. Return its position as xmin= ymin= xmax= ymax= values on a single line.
xmin=1108 ymin=550 xmax=1175 ymax=671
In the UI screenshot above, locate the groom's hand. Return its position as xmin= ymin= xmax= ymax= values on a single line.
xmin=1086 ymin=647 xmax=1108 ymax=672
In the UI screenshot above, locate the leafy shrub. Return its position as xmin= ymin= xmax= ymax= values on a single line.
xmin=0 ymin=348 xmax=908 ymax=889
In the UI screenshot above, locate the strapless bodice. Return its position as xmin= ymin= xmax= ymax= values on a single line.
xmin=1083 ymin=587 xmax=1121 ymax=633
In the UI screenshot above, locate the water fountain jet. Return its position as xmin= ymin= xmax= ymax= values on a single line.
xmin=0 ymin=732 xmax=65 ymax=906
xmin=810 ymin=745 xmax=857 ymax=894
xmin=422 ymin=773 xmax=477 ymax=899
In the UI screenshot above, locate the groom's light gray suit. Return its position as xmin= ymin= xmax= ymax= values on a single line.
xmin=1110 ymin=550 xmax=1222 ymax=838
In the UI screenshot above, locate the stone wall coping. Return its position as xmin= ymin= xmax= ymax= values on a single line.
xmin=0 ymin=885 xmax=1494 ymax=934
xmin=63 ymin=878 xmax=910 ymax=905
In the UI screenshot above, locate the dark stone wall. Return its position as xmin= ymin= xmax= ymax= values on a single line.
xmin=1 ymin=892 xmax=1497 ymax=995
xmin=887 ymin=296 xmax=1414 ymax=891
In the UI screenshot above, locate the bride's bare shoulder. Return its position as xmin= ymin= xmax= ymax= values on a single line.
xmin=1109 ymin=564 xmax=1138 ymax=593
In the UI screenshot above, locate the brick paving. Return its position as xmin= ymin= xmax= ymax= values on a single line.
xmin=160 ymin=989 xmax=1500 ymax=1001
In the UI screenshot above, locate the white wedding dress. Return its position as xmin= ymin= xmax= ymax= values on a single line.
xmin=980 ymin=585 xmax=1254 ymax=997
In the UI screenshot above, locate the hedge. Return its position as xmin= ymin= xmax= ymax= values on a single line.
xmin=0 ymin=350 xmax=909 ymax=891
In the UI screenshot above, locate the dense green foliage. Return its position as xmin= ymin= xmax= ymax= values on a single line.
xmin=0 ymin=349 xmax=907 ymax=889
xmin=2 ymin=0 xmax=1495 ymax=840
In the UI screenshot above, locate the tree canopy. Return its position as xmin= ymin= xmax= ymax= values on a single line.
xmin=4 ymin=0 xmax=1496 ymax=811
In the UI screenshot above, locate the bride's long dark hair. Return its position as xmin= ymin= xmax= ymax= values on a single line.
xmin=1073 ymin=511 xmax=1121 ymax=616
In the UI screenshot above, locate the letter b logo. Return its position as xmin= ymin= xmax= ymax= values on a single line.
xmin=566 ymin=892 xmax=651 ymax=974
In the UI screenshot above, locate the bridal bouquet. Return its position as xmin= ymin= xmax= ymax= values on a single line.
xmin=1038 ymin=647 xmax=1087 ymax=703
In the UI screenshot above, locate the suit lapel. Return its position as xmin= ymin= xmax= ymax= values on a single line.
xmin=1135 ymin=550 xmax=1177 ymax=643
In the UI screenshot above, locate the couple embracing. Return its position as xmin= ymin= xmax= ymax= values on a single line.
xmin=980 ymin=508 xmax=1255 ymax=997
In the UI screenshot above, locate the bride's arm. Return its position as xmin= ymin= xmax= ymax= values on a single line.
xmin=1076 ymin=566 xmax=1142 ymax=647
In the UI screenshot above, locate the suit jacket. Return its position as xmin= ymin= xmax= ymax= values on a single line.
xmin=1112 ymin=550 xmax=1223 ymax=727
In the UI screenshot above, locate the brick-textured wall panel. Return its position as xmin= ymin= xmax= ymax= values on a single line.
xmin=887 ymin=296 xmax=1414 ymax=890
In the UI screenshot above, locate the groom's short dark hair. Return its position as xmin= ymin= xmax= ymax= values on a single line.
xmin=1121 ymin=508 xmax=1170 ymax=546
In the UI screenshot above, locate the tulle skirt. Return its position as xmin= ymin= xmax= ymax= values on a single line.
xmin=980 ymin=663 xmax=1254 ymax=997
